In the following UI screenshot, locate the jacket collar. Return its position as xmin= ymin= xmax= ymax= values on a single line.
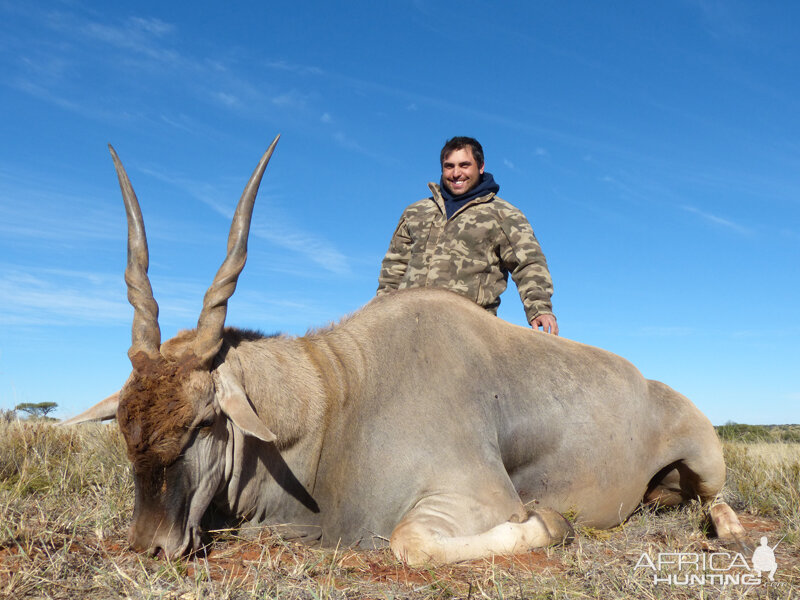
xmin=428 ymin=182 xmax=497 ymax=219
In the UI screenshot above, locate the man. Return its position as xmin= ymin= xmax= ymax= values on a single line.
xmin=377 ymin=136 xmax=558 ymax=334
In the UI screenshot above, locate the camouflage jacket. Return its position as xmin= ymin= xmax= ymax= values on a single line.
xmin=376 ymin=183 xmax=554 ymax=323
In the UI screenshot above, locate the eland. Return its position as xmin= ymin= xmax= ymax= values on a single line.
xmin=64 ymin=135 xmax=746 ymax=565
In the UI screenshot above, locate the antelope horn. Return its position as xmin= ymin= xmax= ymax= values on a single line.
xmin=193 ymin=135 xmax=280 ymax=366
xmin=109 ymin=145 xmax=162 ymax=368
xmin=59 ymin=391 xmax=120 ymax=426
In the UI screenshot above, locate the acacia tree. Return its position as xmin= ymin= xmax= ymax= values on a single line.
xmin=15 ymin=402 xmax=58 ymax=420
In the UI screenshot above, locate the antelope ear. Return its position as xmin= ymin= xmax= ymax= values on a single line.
xmin=60 ymin=392 xmax=120 ymax=426
xmin=215 ymin=368 xmax=277 ymax=443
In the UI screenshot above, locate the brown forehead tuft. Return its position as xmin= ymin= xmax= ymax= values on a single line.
xmin=117 ymin=356 xmax=203 ymax=468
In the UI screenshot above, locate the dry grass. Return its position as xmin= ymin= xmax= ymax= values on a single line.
xmin=1 ymin=421 xmax=797 ymax=599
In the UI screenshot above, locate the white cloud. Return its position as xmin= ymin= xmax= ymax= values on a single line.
xmin=0 ymin=173 xmax=121 ymax=243
xmin=213 ymin=91 xmax=239 ymax=107
xmin=5 ymin=6 xmax=299 ymax=130
xmin=321 ymin=112 xmax=332 ymax=124
xmin=78 ymin=16 xmax=178 ymax=61
xmin=271 ymin=90 xmax=307 ymax=108
xmin=503 ymin=158 xmax=515 ymax=170
xmin=681 ymin=205 xmax=751 ymax=236
xmin=263 ymin=59 xmax=323 ymax=76
xmin=138 ymin=167 xmax=351 ymax=276
xmin=252 ymin=223 xmax=351 ymax=276
xmin=8 ymin=78 xmax=122 ymax=123
xmin=0 ymin=267 xmax=128 ymax=326
xmin=695 ymin=0 xmax=752 ymax=40
xmin=158 ymin=112 xmax=201 ymax=134
xmin=128 ymin=17 xmax=174 ymax=38
xmin=0 ymin=264 xmax=247 ymax=328
xmin=333 ymin=131 xmax=366 ymax=153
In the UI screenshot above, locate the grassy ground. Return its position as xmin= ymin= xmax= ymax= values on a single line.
xmin=0 ymin=421 xmax=797 ymax=599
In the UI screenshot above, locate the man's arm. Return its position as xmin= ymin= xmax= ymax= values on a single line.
xmin=376 ymin=216 xmax=412 ymax=295
xmin=498 ymin=208 xmax=558 ymax=334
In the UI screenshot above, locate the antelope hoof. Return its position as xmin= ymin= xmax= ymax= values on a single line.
xmin=532 ymin=508 xmax=574 ymax=547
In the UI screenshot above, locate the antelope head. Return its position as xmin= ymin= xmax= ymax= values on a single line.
xmin=63 ymin=136 xmax=280 ymax=557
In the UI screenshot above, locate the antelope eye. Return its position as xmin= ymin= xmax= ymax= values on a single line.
xmin=196 ymin=417 xmax=216 ymax=429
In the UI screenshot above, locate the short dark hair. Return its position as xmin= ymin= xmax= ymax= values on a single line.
xmin=440 ymin=136 xmax=484 ymax=168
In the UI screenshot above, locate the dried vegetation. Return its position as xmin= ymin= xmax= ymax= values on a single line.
xmin=0 ymin=421 xmax=797 ymax=599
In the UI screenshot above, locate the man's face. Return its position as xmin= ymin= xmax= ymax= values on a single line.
xmin=441 ymin=147 xmax=485 ymax=196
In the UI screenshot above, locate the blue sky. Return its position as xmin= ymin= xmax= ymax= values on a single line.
xmin=1 ymin=1 xmax=797 ymax=425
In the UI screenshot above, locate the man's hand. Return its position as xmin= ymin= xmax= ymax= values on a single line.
xmin=531 ymin=314 xmax=559 ymax=335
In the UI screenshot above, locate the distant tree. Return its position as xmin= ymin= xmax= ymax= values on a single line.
xmin=15 ymin=402 xmax=58 ymax=420
xmin=0 ymin=408 xmax=16 ymax=423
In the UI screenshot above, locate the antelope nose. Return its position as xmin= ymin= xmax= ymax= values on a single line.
xmin=127 ymin=524 xmax=162 ymax=557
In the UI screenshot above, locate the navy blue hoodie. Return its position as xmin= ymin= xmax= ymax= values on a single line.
xmin=439 ymin=172 xmax=500 ymax=219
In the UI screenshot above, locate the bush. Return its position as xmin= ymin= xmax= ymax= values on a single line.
xmin=716 ymin=422 xmax=770 ymax=442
